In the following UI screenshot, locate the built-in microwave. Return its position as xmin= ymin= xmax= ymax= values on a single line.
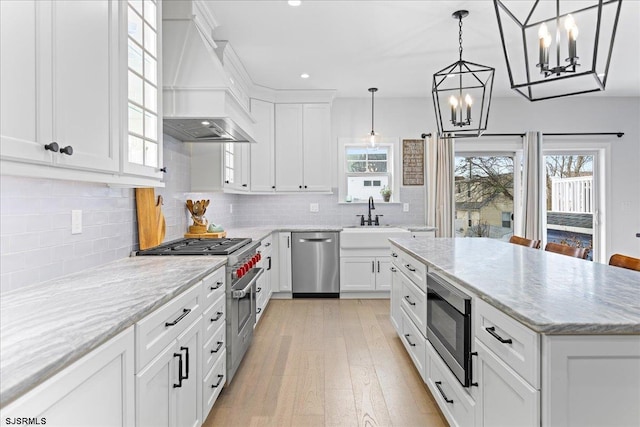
xmin=427 ymin=272 xmax=473 ymax=387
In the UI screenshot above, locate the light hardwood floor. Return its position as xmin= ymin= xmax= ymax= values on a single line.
xmin=203 ymin=299 xmax=448 ymax=427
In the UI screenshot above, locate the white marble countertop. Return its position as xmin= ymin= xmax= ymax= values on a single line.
xmin=0 ymin=256 xmax=225 ymax=407
xmin=390 ymin=237 xmax=640 ymax=335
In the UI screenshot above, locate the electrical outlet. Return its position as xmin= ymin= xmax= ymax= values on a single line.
xmin=71 ymin=210 xmax=82 ymax=234
xmin=403 ymin=203 xmax=409 ymax=212
xmin=310 ymin=203 xmax=319 ymax=212
xmin=229 ymin=204 xmax=233 ymax=214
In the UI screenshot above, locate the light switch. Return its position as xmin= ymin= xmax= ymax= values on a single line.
xmin=71 ymin=210 xmax=82 ymax=234
xmin=310 ymin=203 xmax=319 ymax=212
xmin=403 ymin=203 xmax=409 ymax=212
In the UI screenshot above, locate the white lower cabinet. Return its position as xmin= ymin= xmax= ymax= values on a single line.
xmin=136 ymin=317 xmax=202 ymax=427
xmin=340 ymin=256 xmax=391 ymax=292
xmin=389 ymin=264 xmax=402 ymax=334
xmin=401 ymin=308 xmax=427 ymax=382
xmin=0 ymin=327 xmax=135 ymax=427
xmin=277 ymin=232 xmax=292 ymax=292
xmin=426 ymin=342 xmax=477 ymax=427
xmin=474 ymin=340 xmax=539 ymax=427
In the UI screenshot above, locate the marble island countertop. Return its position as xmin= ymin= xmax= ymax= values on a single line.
xmin=390 ymin=237 xmax=640 ymax=335
xmin=0 ymin=255 xmax=225 ymax=407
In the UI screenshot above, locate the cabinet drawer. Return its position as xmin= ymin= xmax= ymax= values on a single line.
xmin=397 ymin=251 xmax=427 ymax=292
xmin=203 ymin=293 xmax=226 ymax=344
xmin=401 ymin=308 xmax=427 ymax=382
xmin=400 ymin=272 xmax=427 ymax=337
xmin=203 ymin=323 xmax=225 ymax=376
xmin=203 ymin=349 xmax=226 ymax=420
xmin=136 ymin=283 xmax=203 ymax=372
xmin=427 ymin=341 xmax=477 ymax=427
xmin=475 ymin=299 xmax=540 ymax=388
xmin=259 ymin=234 xmax=273 ymax=253
xmin=202 ymin=267 xmax=226 ymax=308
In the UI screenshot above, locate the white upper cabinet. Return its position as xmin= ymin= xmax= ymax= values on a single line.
xmin=275 ymin=104 xmax=304 ymax=191
xmin=1 ymin=0 xmax=120 ymax=173
xmin=301 ymin=104 xmax=331 ymax=192
xmin=275 ymin=103 xmax=331 ymax=192
xmin=250 ymin=99 xmax=276 ymax=192
xmin=223 ymin=142 xmax=250 ymax=192
xmin=0 ymin=0 xmax=163 ymax=186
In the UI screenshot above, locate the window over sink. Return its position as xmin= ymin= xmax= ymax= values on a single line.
xmin=338 ymin=138 xmax=400 ymax=203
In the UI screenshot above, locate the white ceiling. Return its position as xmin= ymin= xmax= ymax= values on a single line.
xmin=205 ymin=0 xmax=640 ymax=98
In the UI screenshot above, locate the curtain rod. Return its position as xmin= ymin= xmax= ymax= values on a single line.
xmin=421 ymin=132 xmax=624 ymax=139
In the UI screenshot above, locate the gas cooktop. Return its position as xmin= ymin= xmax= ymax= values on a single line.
xmin=136 ymin=237 xmax=252 ymax=256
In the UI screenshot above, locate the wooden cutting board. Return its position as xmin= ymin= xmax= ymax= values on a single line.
xmin=135 ymin=188 xmax=166 ymax=250
xmin=184 ymin=231 xmax=227 ymax=239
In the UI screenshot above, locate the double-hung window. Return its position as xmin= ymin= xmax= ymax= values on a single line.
xmin=345 ymin=145 xmax=392 ymax=202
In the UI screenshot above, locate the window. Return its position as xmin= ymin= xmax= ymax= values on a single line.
xmin=345 ymin=145 xmax=391 ymax=202
xmin=454 ymin=155 xmax=516 ymax=239
xmin=127 ymin=0 xmax=158 ymax=167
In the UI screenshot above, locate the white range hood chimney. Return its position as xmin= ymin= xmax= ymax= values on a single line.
xmin=162 ymin=0 xmax=256 ymax=143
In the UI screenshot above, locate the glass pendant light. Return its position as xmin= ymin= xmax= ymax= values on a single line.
xmin=367 ymin=87 xmax=381 ymax=147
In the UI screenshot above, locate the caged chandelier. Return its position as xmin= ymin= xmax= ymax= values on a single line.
xmin=493 ymin=0 xmax=623 ymax=101
xmin=432 ymin=10 xmax=495 ymax=138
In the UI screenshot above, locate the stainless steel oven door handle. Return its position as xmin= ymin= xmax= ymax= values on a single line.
xmin=232 ymin=268 xmax=264 ymax=299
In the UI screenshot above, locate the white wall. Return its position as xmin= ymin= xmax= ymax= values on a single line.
xmin=331 ymin=95 xmax=640 ymax=256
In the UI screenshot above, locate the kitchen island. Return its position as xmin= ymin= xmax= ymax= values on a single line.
xmin=389 ymin=237 xmax=640 ymax=427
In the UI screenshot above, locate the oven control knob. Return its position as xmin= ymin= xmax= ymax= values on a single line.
xmin=255 ymin=253 xmax=261 ymax=262
xmin=236 ymin=268 xmax=243 ymax=278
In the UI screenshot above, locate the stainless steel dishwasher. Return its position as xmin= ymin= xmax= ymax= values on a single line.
xmin=291 ymin=232 xmax=340 ymax=298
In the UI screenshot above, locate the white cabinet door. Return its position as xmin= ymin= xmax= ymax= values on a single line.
xmin=340 ymin=257 xmax=376 ymax=291
xmin=278 ymin=232 xmax=292 ymax=291
xmin=275 ymin=104 xmax=303 ymax=191
xmin=175 ymin=318 xmax=203 ymax=427
xmin=0 ymin=0 xmax=51 ymax=165
xmin=250 ymin=99 xmax=275 ymax=192
xmin=51 ymin=0 xmax=119 ymax=173
xmin=375 ymin=257 xmax=392 ymax=290
xmin=302 ymin=104 xmax=331 ymax=192
xmin=223 ymin=142 xmax=249 ymax=192
xmin=475 ymin=340 xmax=539 ymax=427
xmin=390 ymin=265 xmax=402 ymax=334
xmin=0 ymin=327 xmax=135 ymax=427
xmin=238 ymin=142 xmax=250 ymax=190
xmin=136 ymin=342 xmax=175 ymax=427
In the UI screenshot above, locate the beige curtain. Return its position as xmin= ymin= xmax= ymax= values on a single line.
xmin=425 ymin=134 xmax=454 ymax=237
xmin=518 ymin=131 xmax=544 ymax=241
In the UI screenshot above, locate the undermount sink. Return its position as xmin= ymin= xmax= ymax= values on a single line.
xmin=340 ymin=227 xmax=410 ymax=248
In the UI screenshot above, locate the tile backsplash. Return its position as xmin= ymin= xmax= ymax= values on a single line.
xmin=1 ymin=137 xmax=426 ymax=292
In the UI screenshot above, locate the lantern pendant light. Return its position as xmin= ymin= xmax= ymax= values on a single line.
xmin=493 ymin=0 xmax=623 ymax=101
xmin=367 ymin=87 xmax=380 ymax=147
xmin=432 ymin=10 xmax=495 ymax=138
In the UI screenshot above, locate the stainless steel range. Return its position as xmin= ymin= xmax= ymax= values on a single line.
xmin=136 ymin=237 xmax=263 ymax=383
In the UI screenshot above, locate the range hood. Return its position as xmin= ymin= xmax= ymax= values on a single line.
xmin=163 ymin=118 xmax=254 ymax=143
xmin=162 ymin=1 xmax=256 ymax=143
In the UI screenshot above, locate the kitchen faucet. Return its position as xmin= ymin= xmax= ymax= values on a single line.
xmin=357 ymin=196 xmax=383 ymax=226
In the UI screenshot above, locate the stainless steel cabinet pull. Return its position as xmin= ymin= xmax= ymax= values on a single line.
xmin=165 ymin=308 xmax=191 ymax=327
xmin=405 ymin=264 xmax=416 ymax=272
xmin=210 ymin=281 xmax=223 ymax=291
xmin=173 ymin=353 xmax=183 ymax=388
xmin=211 ymin=312 xmax=223 ymax=322
xmin=404 ymin=295 xmax=416 ymax=306
xmin=211 ymin=374 xmax=224 ymax=388
xmin=180 ymin=346 xmax=189 ymax=380
xmin=211 ymin=341 xmax=223 ymax=354
xmin=485 ymin=326 xmax=513 ymax=344
xmin=404 ymin=334 xmax=416 ymax=347
xmin=435 ymin=381 xmax=454 ymax=403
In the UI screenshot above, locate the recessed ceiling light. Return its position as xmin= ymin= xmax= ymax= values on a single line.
xmin=301 ymin=73 xmax=310 ymax=79
xmin=201 ymin=121 xmax=210 ymax=126
xmin=288 ymin=1 xmax=301 ymax=6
